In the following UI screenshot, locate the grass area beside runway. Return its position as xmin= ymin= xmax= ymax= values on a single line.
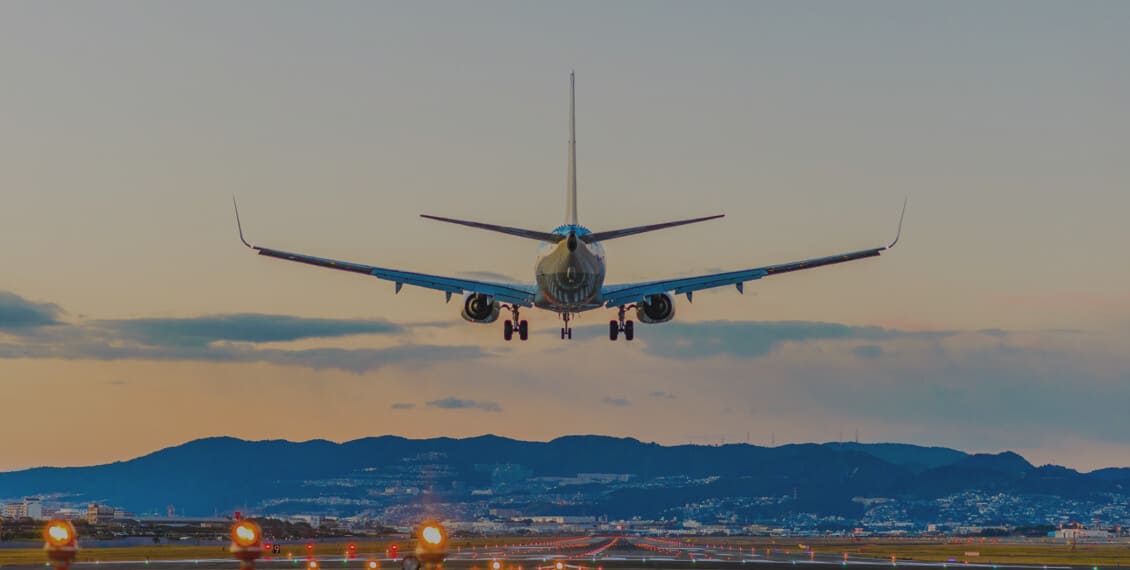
xmin=0 ymin=536 xmax=570 ymax=566
xmin=685 ymin=538 xmax=1130 ymax=567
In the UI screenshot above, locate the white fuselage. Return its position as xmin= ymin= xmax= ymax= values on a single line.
xmin=533 ymin=225 xmax=606 ymax=312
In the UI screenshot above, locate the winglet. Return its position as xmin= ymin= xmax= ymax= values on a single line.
xmin=233 ymin=196 xmax=253 ymax=248
xmin=886 ymin=197 xmax=907 ymax=249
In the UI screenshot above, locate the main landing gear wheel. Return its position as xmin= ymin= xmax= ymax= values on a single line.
xmin=610 ymin=307 xmax=635 ymax=341
xmin=502 ymin=306 xmax=528 ymax=342
xmin=560 ymin=313 xmax=573 ymax=340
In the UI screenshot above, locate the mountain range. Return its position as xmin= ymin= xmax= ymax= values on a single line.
xmin=1 ymin=435 xmax=1126 ymax=522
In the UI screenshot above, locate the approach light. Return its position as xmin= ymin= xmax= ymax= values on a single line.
xmin=43 ymin=519 xmax=79 ymax=570
xmin=309 ymin=562 xmax=319 ymax=570
xmin=556 ymin=562 xmax=565 ymax=570
xmin=421 ymin=525 xmax=444 ymax=546
xmin=232 ymin=521 xmax=262 ymax=548
xmin=368 ymin=561 xmax=379 ymax=570
xmin=492 ymin=561 xmax=502 ymax=570
xmin=413 ymin=522 xmax=448 ymax=565
xmin=45 ymin=521 xmax=76 ymax=548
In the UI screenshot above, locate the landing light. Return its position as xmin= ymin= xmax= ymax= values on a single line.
xmin=493 ymin=561 xmax=502 ymax=570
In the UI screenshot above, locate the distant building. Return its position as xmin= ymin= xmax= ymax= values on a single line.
xmin=87 ymin=504 xmax=116 ymax=524
xmin=23 ymin=497 xmax=42 ymax=520
xmin=1054 ymin=528 xmax=1112 ymax=540
xmin=523 ymin=515 xmax=596 ymax=525
xmin=4 ymin=503 xmax=25 ymax=519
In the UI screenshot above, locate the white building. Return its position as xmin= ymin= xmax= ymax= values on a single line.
xmin=24 ymin=497 xmax=42 ymax=519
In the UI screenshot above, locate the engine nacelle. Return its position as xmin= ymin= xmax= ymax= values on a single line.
xmin=635 ymin=293 xmax=676 ymax=324
xmin=461 ymin=293 xmax=501 ymax=324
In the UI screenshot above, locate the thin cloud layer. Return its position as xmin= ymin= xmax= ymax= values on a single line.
xmin=0 ymin=291 xmax=484 ymax=373
xmin=102 ymin=314 xmax=404 ymax=347
xmin=426 ymin=397 xmax=503 ymax=412
xmin=636 ymin=320 xmax=946 ymax=359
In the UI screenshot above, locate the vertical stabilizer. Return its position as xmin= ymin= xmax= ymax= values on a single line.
xmin=566 ymin=71 xmax=578 ymax=225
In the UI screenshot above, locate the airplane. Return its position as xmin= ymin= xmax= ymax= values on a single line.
xmin=234 ymin=72 xmax=905 ymax=342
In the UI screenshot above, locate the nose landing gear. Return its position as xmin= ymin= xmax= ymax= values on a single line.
xmin=560 ymin=312 xmax=573 ymax=340
xmin=501 ymin=305 xmax=528 ymax=341
xmin=609 ymin=306 xmax=635 ymax=341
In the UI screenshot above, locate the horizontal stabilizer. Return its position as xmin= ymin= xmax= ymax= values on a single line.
xmin=581 ymin=214 xmax=724 ymax=243
xmin=421 ymin=215 xmax=565 ymax=243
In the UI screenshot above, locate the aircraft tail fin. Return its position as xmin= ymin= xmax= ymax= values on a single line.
xmin=421 ymin=214 xmax=564 ymax=243
xmin=566 ymin=71 xmax=578 ymax=226
xmin=581 ymin=215 xmax=725 ymax=243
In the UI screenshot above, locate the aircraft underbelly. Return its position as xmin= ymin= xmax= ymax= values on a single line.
xmin=534 ymin=245 xmax=604 ymax=311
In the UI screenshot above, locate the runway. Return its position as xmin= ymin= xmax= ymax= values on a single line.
xmin=9 ymin=536 xmax=1082 ymax=570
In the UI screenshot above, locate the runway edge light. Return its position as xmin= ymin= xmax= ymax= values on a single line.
xmin=43 ymin=520 xmax=79 ymax=570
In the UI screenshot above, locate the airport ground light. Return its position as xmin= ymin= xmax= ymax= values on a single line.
xmin=402 ymin=522 xmax=449 ymax=570
xmin=44 ymin=520 xmax=79 ymax=570
xmin=230 ymin=520 xmax=264 ymax=570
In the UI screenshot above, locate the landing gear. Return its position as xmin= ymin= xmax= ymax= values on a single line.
xmin=610 ymin=307 xmax=635 ymax=341
xmin=560 ymin=313 xmax=573 ymax=340
xmin=502 ymin=305 xmax=528 ymax=342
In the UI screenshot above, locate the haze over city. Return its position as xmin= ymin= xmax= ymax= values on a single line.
xmin=1 ymin=1 xmax=1128 ymax=473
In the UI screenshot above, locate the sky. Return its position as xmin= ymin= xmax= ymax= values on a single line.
xmin=1 ymin=1 xmax=1129 ymax=472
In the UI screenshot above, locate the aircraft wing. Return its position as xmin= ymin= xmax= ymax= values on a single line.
xmin=601 ymin=201 xmax=906 ymax=308
xmin=234 ymin=201 xmax=536 ymax=307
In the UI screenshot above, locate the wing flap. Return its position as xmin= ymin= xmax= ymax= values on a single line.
xmin=235 ymin=202 xmax=535 ymax=307
xmin=601 ymin=200 xmax=906 ymax=307
xmin=255 ymin=246 xmax=535 ymax=306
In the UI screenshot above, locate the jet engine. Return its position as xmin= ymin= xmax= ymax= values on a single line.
xmin=635 ymin=293 xmax=675 ymax=324
xmin=461 ymin=293 xmax=501 ymax=323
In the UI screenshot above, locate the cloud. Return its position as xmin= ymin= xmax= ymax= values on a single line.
xmin=649 ymin=390 xmax=677 ymax=399
xmin=0 ymin=338 xmax=485 ymax=374
xmin=853 ymin=344 xmax=883 ymax=359
xmin=425 ymin=397 xmax=502 ymax=412
xmin=101 ymin=314 xmax=403 ymax=347
xmin=601 ymin=397 xmax=631 ymax=407
xmin=637 ymin=320 xmax=946 ymax=360
xmin=390 ymin=402 xmax=416 ymax=410
xmin=0 ymin=292 xmax=63 ymax=330
xmin=0 ymin=291 xmax=487 ymax=373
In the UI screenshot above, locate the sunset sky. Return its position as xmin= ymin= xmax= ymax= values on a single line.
xmin=1 ymin=1 xmax=1128 ymax=472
